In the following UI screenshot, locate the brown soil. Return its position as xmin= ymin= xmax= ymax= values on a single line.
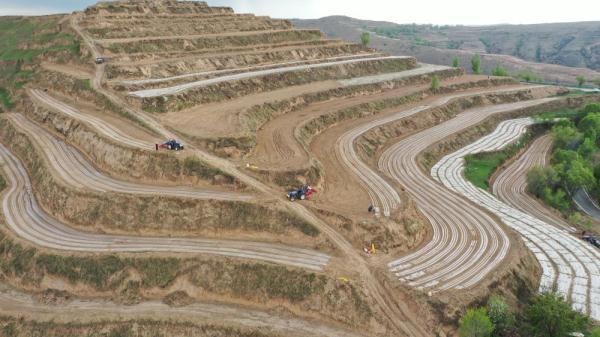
xmin=49 ymin=90 xmax=159 ymax=144
xmin=0 ymin=117 xmax=322 ymax=245
xmin=41 ymin=62 xmax=94 ymax=80
xmin=310 ymin=82 xmax=529 ymax=220
xmin=160 ymin=81 xmax=340 ymax=138
xmin=249 ymin=75 xmax=490 ymax=171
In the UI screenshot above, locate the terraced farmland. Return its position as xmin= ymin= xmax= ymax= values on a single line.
xmin=1 ymin=1 xmax=599 ymax=336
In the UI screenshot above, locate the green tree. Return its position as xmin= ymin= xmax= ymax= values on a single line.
xmin=486 ymin=295 xmax=514 ymax=337
xmin=431 ymin=75 xmax=440 ymax=91
xmin=471 ymin=54 xmax=482 ymax=74
xmin=568 ymin=212 xmax=594 ymax=230
xmin=578 ymin=137 xmax=598 ymax=159
xmin=576 ymin=75 xmax=586 ymax=87
xmin=360 ymin=32 xmax=371 ymax=47
xmin=564 ymin=159 xmax=595 ymax=191
xmin=578 ymin=112 xmax=600 ymax=138
xmin=459 ymin=308 xmax=494 ymax=337
xmin=553 ymin=149 xmax=580 ymax=165
xmin=514 ymin=70 xmax=541 ymax=83
xmin=590 ymin=327 xmax=600 ymax=337
xmin=583 ymin=103 xmax=600 ymax=114
xmin=491 ymin=64 xmax=508 ymax=76
xmin=526 ymin=167 xmax=546 ymax=197
xmin=543 ymin=187 xmax=570 ymax=211
xmin=524 ymin=292 xmax=588 ymax=337
xmin=552 ymin=124 xmax=582 ymax=149
xmin=452 ymin=56 xmax=461 ymax=68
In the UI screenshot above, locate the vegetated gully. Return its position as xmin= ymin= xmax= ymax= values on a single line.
xmin=434 ymin=119 xmax=600 ymax=320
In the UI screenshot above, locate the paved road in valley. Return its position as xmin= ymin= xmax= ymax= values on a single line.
xmin=574 ymin=189 xmax=600 ymax=221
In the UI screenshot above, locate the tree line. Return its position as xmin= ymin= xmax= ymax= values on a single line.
xmin=459 ymin=292 xmax=599 ymax=337
xmin=527 ymin=104 xmax=600 ymax=221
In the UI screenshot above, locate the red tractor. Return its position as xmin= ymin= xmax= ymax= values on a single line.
xmin=286 ymin=185 xmax=316 ymax=201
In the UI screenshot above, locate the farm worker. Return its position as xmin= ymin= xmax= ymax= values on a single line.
xmin=155 ymin=143 xmax=158 ymax=151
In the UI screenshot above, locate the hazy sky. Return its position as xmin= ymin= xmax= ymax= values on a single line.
xmin=1 ymin=0 xmax=600 ymax=25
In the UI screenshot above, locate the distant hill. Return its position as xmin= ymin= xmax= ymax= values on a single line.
xmin=292 ymin=16 xmax=600 ymax=86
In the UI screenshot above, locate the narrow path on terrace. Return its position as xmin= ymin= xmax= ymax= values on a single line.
xmin=0 ymin=284 xmax=361 ymax=337
xmin=120 ymin=53 xmax=383 ymax=85
xmin=108 ymin=40 xmax=357 ymax=66
xmin=492 ymin=134 xmax=576 ymax=232
xmin=337 ymin=64 xmax=448 ymax=86
xmin=433 ymin=119 xmax=600 ymax=320
xmin=381 ymin=98 xmax=557 ymax=292
xmin=6 ymin=113 xmax=252 ymax=201
xmin=29 ymin=89 xmax=158 ymax=150
xmin=97 ymin=28 xmax=321 ymax=44
xmin=129 ymin=56 xmax=413 ymax=98
xmin=0 ymin=142 xmax=330 ymax=270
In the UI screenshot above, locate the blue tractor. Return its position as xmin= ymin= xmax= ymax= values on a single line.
xmin=159 ymin=139 xmax=184 ymax=151
xmin=286 ymin=185 xmax=316 ymax=201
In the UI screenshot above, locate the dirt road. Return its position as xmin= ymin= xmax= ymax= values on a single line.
xmin=129 ymin=56 xmax=413 ymax=98
xmin=434 ymin=119 xmax=600 ymax=319
xmin=0 ymin=142 xmax=330 ymax=270
xmin=337 ymin=64 xmax=449 ymax=86
xmin=381 ymin=99 xmax=557 ymax=292
xmin=0 ymin=283 xmax=361 ymax=337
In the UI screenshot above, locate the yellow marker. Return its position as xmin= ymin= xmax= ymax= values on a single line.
xmin=337 ymin=277 xmax=349 ymax=283
xmin=371 ymin=243 xmax=376 ymax=254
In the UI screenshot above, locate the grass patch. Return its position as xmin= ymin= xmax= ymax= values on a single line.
xmin=183 ymin=155 xmax=235 ymax=184
xmin=0 ymin=229 xmax=331 ymax=306
xmin=464 ymin=151 xmax=510 ymax=189
xmin=464 ymin=125 xmax=546 ymax=189
xmin=0 ymin=16 xmax=82 ymax=99
xmin=533 ymin=108 xmax=583 ymax=122
xmin=0 ymin=88 xmax=13 ymax=110
xmin=0 ymin=17 xmax=80 ymax=62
